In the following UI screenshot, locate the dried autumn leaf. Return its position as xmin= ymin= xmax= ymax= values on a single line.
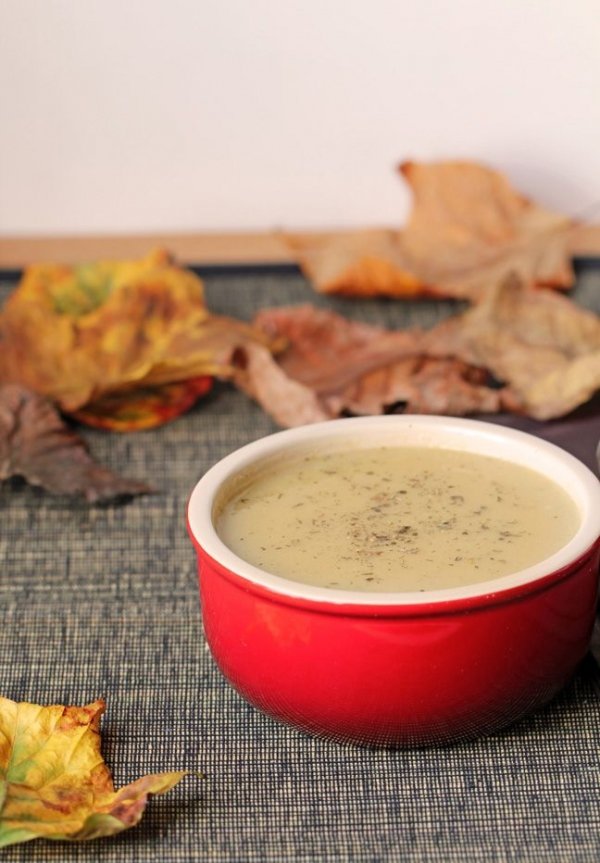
xmin=325 ymin=356 xmax=502 ymax=418
xmin=0 ymin=384 xmax=151 ymax=501
xmin=398 ymin=160 xmax=574 ymax=297
xmin=233 ymin=342 xmax=331 ymax=427
xmin=290 ymin=160 xmax=575 ymax=300
xmin=0 ymin=250 xmax=276 ymax=428
xmin=253 ymin=304 xmax=422 ymax=391
xmin=234 ymin=306 xmax=502 ymax=426
xmin=425 ymin=273 xmax=600 ymax=420
xmin=237 ymin=278 xmax=600 ymax=425
xmin=286 ymin=229 xmax=424 ymax=299
xmin=569 ymin=223 xmax=600 ymax=257
xmin=71 ymin=377 xmax=213 ymax=432
xmin=0 ymin=696 xmax=186 ymax=848
xmin=0 ymin=249 xmax=204 ymax=410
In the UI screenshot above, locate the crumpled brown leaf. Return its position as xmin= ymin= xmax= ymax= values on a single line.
xmin=0 ymin=696 xmax=186 ymax=848
xmin=0 ymin=250 xmax=277 ymax=429
xmin=290 ymin=160 xmax=575 ymax=300
xmin=233 ymin=306 xmax=502 ymax=425
xmin=252 ymin=304 xmax=422 ymax=391
xmin=425 ymin=273 xmax=600 ymax=420
xmin=234 ymin=275 xmax=600 ymax=426
xmin=0 ymin=384 xmax=151 ymax=501
xmin=326 ymin=356 xmax=503 ymax=418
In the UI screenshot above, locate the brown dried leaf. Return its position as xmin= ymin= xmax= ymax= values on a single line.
xmin=425 ymin=273 xmax=600 ymax=419
xmin=253 ymin=305 xmax=422 ymax=392
xmin=569 ymin=223 xmax=600 ymax=257
xmin=0 ymin=384 xmax=151 ymax=501
xmin=399 ymin=160 xmax=574 ymax=298
xmin=238 ymin=277 xmax=600 ymax=425
xmin=326 ymin=357 xmax=502 ymax=417
xmin=286 ymin=229 xmax=424 ymax=299
xmin=233 ymin=343 xmax=331 ymax=427
xmin=234 ymin=306 xmax=503 ymax=425
xmin=290 ymin=160 xmax=575 ymax=300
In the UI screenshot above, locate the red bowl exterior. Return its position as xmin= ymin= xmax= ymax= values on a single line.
xmin=192 ymin=537 xmax=600 ymax=747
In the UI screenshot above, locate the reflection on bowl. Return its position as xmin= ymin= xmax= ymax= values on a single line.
xmin=187 ymin=416 xmax=600 ymax=747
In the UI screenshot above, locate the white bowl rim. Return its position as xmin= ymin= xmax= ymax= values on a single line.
xmin=187 ymin=415 xmax=600 ymax=607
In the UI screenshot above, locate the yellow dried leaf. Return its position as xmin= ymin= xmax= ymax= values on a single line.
xmin=0 ymin=249 xmax=276 ymax=428
xmin=0 ymin=249 xmax=209 ymax=411
xmin=0 ymin=696 xmax=186 ymax=848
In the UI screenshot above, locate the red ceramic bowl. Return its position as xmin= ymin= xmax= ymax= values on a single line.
xmin=187 ymin=416 xmax=600 ymax=746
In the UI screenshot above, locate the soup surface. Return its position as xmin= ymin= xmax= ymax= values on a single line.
xmin=215 ymin=446 xmax=580 ymax=592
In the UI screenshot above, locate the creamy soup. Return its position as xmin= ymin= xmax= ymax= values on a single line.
xmin=215 ymin=446 xmax=580 ymax=592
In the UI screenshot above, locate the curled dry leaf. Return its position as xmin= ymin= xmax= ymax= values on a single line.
xmin=252 ymin=304 xmax=422 ymax=391
xmin=290 ymin=160 xmax=574 ymax=300
xmin=0 ymin=250 xmax=276 ymax=430
xmin=425 ymin=273 xmax=600 ymax=420
xmin=326 ymin=357 xmax=503 ymax=418
xmin=286 ymin=229 xmax=424 ymax=299
xmin=398 ymin=160 xmax=574 ymax=296
xmin=71 ymin=377 xmax=214 ymax=432
xmin=234 ymin=342 xmax=331 ymax=427
xmin=0 ymin=696 xmax=186 ymax=848
xmin=0 ymin=249 xmax=207 ymax=412
xmin=233 ymin=306 xmax=502 ymax=425
xmin=0 ymin=384 xmax=151 ymax=501
xmin=234 ymin=276 xmax=600 ymax=426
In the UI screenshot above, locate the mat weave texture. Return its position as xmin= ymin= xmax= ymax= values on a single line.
xmin=0 ymin=269 xmax=599 ymax=862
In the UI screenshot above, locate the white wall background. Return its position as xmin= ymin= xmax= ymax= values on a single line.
xmin=1 ymin=0 xmax=599 ymax=235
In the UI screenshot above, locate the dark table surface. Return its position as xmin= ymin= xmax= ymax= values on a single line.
xmin=1 ymin=266 xmax=599 ymax=862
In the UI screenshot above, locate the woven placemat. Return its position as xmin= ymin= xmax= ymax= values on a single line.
xmin=0 ymin=268 xmax=599 ymax=862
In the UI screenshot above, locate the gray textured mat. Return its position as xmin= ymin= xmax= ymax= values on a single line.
xmin=0 ymin=268 xmax=599 ymax=862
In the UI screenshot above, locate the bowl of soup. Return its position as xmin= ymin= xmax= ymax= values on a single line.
xmin=187 ymin=416 xmax=600 ymax=746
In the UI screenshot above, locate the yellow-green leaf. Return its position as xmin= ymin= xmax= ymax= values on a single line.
xmin=0 ymin=697 xmax=186 ymax=848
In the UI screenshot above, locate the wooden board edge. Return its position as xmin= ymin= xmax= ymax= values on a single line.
xmin=1 ymin=224 xmax=600 ymax=269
